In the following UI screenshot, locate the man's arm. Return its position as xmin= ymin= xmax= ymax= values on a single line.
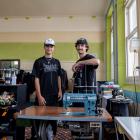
xmin=58 ymin=76 xmax=62 ymax=100
xmin=35 ymin=77 xmax=46 ymax=105
xmin=72 ymin=58 xmax=100 ymax=72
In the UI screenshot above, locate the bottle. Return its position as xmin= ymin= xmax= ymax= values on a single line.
xmin=5 ymin=70 xmax=11 ymax=84
xmin=11 ymin=71 xmax=17 ymax=85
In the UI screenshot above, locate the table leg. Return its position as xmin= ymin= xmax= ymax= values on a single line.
xmin=16 ymin=126 xmax=25 ymax=140
xmin=114 ymin=121 xmax=119 ymax=140
xmin=99 ymin=122 xmax=102 ymax=140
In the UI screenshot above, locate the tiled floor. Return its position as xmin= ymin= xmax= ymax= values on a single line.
xmin=0 ymin=126 xmax=118 ymax=140
xmin=25 ymin=127 xmax=73 ymax=140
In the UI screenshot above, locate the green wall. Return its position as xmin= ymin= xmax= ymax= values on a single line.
xmin=117 ymin=0 xmax=126 ymax=86
xmin=105 ymin=0 xmax=125 ymax=86
xmin=0 ymin=42 xmax=104 ymax=61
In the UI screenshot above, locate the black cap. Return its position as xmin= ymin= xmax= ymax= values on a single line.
xmin=75 ymin=38 xmax=88 ymax=46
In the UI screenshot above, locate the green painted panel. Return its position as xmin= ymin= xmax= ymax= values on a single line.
xmin=52 ymin=43 xmax=77 ymax=60
xmin=117 ymin=0 xmax=126 ymax=86
xmin=0 ymin=43 xmax=43 ymax=60
xmin=0 ymin=42 xmax=104 ymax=61
xmin=105 ymin=0 xmax=126 ymax=85
xmin=89 ymin=42 xmax=104 ymax=60
xmin=106 ymin=16 xmax=111 ymax=81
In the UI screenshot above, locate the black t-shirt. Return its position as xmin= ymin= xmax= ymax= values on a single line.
xmin=32 ymin=56 xmax=61 ymax=99
xmin=73 ymin=54 xmax=98 ymax=93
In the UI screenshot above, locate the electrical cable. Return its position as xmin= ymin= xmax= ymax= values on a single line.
xmin=133 ymin=68 xmax=139 ymax=116
xmin=132 ymin=51 xmax=139 ymax=116
xmin=131 ymin=51 xmax=136 ymax=116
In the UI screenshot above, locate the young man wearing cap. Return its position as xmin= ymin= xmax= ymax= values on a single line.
xmin=72 ymin=38 xmax=100 ymax=102
xmin=32 ymin=38 xmax=62 ymax=139
xmin=70 ymin=38 xmax=100 ymax=139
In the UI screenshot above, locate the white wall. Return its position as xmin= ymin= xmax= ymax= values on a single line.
xmin=0 ymin=16 xmax=105 ymax=32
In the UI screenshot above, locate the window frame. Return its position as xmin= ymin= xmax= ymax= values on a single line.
xmin=125 ymin=0 xmax=140 ymax=84
xmin=111 ymin=15 xmax=114 ymax=81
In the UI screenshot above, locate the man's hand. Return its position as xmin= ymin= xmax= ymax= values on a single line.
xmin=72 ymin=62 xmax=84 ymax=72
xmin=72 ymin=62 xmax=81 ymax=72
xmin=58 ymin=91 xmax=62 ymax=101
xmin=37 ymin=95 xmax=46 ymax=106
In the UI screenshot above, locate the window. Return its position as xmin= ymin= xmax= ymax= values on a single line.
xmin=125 ymin=0 xmax=139 ymax=83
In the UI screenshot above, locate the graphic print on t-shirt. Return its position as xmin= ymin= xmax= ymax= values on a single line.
xmin=43 ymin=63 xmax=58 ymax=72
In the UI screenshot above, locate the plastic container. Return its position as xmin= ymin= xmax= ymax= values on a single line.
xmin=11 ymin=72 xmax=17 ymax=85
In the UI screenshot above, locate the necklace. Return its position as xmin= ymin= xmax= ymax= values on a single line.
xmin=46 ymin=58 xmax=52 ymax=64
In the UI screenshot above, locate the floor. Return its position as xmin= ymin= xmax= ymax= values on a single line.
xmin=0 ymin=126 xmax=122 ymax=140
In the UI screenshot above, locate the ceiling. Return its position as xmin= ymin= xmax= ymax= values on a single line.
xmin=0 ymin=0 xmax=109 ymax=18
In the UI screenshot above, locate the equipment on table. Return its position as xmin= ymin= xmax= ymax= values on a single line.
xmin=62 ymin=67 xmax=99 ymax=139
xmin=63 ymin=93 xmax=97 ymax=116
xmin=100 ymin=83 xmax=123 ymax=98
xmin=112 ymin=88 xmax=124 ymax=99
xmin=100 ymin=84 xmax=120 ymax=90
xmin=100 ymin=82 xmax=133 ymax=117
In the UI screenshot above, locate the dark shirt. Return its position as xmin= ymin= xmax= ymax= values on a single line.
xmin=61 ymin=68 xmax=68 ymax=93
xmin=73 ymin=54 xmax=98 ymax=93
xmin=32 ymin=56 xmax=61 ymax=100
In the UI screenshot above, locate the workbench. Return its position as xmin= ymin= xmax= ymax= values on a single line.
xmin=16 ymin=106 xmax=112 ymax=140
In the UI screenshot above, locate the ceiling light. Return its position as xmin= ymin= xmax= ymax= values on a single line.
xmin=47 ymin=16 xmax=52 ymax=19
xmin=25 ymin=16 xmax=30 ymax=20
xmin=91 ymin=16 xmax=96 ymax=19
xmin=69 ymin=16 xmax=73 ymax=19
xmin=4 ymin=17 xmax=9 ymax=20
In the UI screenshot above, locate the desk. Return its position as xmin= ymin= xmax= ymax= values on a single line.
xmin=16 ymin=106 xmax=112 ymax=140
xmin=115 ymin=117 xmax=140 ymax=140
